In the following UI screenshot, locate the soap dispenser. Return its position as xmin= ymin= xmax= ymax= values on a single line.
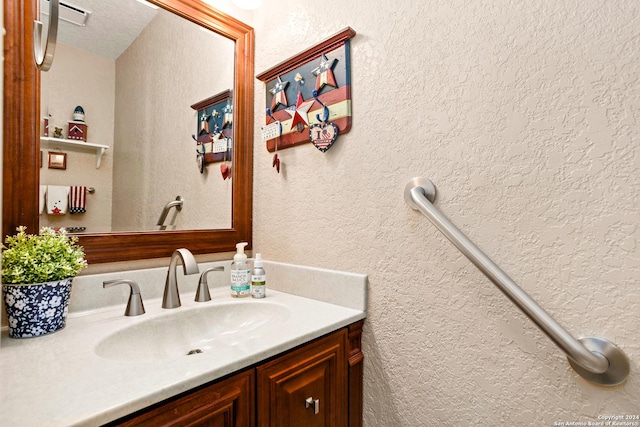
xmin=230 ymin=242 xmax=250 ymax=298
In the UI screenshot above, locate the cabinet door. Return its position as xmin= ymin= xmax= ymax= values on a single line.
xmin=256 ymin=330 xmax=347 ymax=427
xmin=108 ymin=369 xmax=254 ymax=427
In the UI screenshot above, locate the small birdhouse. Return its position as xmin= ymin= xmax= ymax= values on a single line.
xmin=67 ymin=121 xmax=88 ymax=141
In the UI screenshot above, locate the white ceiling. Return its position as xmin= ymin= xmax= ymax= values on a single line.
xmin=43 ymin=0 xmax=159 ymax=60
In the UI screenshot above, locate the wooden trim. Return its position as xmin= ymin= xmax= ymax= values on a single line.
xmin=3 ymin=0 xmax=40 ymax=237
xmin=256 ymin=27 xmax=356 ymax=82
xmin=348 ymin=320 xmax=365 ymax=427
xmin=190 ymin=89 xmax=232 ymax=111
xmin=3 ymin=0 xmax=254 ymax=263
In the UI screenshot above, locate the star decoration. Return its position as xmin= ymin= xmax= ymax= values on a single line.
xmin=199 ymin=111 xmax=210 ymax=135
xmin=312 ymin=54 xmax=338 ymax=92
xmin=286 ymin=92 xmax=314 ymax=132
xmin=222 ymin=101 xmax=233 ymax=128
xmin=269 ymin=76 xmax=289 ymax=111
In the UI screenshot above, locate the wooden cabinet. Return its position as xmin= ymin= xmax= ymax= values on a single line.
xmin=107 ymin=369 xmax=254 ymax=427
xmin=257 ymin=330 xmax=347 ymax=427
xmin=107 ymin=321 xmax=364 ymax=427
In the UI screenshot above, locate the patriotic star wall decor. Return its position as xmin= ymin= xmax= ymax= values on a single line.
xmin=286 ymin=92 xmax=315 ymax=132
xmin=256 ymin=27 xmax=356 ymax=152
xmin=190 ymin=89 xmax=234 ymax=168
xmin=312 ymin=54 xmax=338 ymax=92
xmin=269 ymin=76 xmax=289 ymax=111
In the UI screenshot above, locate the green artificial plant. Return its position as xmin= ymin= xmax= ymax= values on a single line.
xmin=1 ymin=226 xmax=88 ymax=285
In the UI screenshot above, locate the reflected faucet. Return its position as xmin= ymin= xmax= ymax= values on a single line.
xmin=162 ymin=248 xmax=199 ymax=309
xmin=157 ymin=196 xmax=183 ymax=230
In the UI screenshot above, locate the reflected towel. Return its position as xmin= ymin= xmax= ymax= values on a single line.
xmin=39 ymin=185 xmax=47 ymax=215
xmin=46 ymin=185 xmax=69 ymax=215
xmin=70 ymin=186 xmax=87 ymax=214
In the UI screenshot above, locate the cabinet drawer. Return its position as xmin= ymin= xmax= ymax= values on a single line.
xmin=256 ymin=330 xmax=348 ymax=427
xmin=108 ymin=369 xmax=255 ymax=427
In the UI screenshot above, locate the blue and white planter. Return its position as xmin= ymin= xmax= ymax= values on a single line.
xmin=3 ymin=278 xmax=73 ymax=338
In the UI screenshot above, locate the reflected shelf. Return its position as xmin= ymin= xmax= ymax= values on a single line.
xmin=41 ymin=136 xmax=109 ymax=169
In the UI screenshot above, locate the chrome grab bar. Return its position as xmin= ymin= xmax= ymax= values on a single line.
xmin=404 ymin=177 xmax=630 ymax=386
xmin=157 ymin=196 xmax=183 ymax=230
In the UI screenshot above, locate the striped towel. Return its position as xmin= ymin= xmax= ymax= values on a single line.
xmin=69 ymin=186 xmax=87 ymax=214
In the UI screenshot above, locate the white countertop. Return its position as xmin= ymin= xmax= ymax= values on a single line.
xmin=0 ymin=260 xmax=367 ymax=427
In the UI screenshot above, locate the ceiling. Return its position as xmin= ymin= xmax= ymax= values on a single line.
xmin=41 ymin=0 xmax=158 ymax=60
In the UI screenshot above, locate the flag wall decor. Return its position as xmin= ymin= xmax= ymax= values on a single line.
xmin=257 ymin=27 xmax=356 ymax=153
xmin=190 ymin=89 xmax=233 ymax=166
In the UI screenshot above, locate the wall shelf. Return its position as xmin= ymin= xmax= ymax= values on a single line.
xmin=41 ymin=137 xmax=109 ymax=168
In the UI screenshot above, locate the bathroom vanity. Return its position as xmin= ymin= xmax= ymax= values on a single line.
xmin=0 ymin=260 xmax=367 ymax=427
xmin=108 ymin=321 xmax=363 ymax=427
xmin=2 ymin=1 xmax=365 ymax=424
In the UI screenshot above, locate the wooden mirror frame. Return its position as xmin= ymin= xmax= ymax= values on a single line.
xmin=3 ymin=0 xmax=254 ymax=263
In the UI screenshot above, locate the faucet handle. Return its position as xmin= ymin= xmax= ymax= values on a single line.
xmin=103 ymin=279 xmax=146 ymax=316
xmin=196 ymin=266 xmax=225 ymax=302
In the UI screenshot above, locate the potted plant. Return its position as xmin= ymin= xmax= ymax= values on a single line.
xmin=2 ymin=226 xmax=87 ymax=338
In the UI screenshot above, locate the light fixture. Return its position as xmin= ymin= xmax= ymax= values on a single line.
xmin=232 ymin=0 xmax=263 ymax=10
xmin=136 ymin=0 xmax=159 ymax=9
xmin=40 ymin=0 xmax=91 ymax=27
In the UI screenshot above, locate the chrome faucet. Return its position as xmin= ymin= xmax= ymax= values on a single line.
xmin=195 ymin=266 xmax=225 ymax=302
xmin=103 ymin=279 xmax=146 ymax=316
xmin=162 ymin=248 xmax=199 ymax=309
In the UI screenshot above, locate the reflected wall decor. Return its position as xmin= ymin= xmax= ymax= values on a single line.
xmin=48 ymin=152 xmax=67 ymax=170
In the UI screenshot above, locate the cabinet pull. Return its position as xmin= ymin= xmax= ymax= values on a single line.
xmin=305 ymin=397 xmax=320 ymax=414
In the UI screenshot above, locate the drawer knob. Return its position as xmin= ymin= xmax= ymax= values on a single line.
xmin=305 ymin=397 xmax=320 ymax=414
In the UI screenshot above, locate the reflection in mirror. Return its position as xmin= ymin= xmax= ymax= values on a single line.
xmin=39 ymin=0 xmax=234 ymax=233
xmin=3 ymin=0 xmax=253 ymax=263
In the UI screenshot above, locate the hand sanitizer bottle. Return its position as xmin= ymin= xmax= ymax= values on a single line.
xmin=251 ymin=253 xmax=266 ymax=299
xmin=230 ymin=242 xmax=250 ymax=298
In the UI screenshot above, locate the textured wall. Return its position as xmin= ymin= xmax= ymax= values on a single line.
xmin=40 ymin=43 xmax=115 ymax=232
xmin=251 ymin=1 xmax=639 ymax=425
xmin=113 ymin=10 xmax=234 ymax=231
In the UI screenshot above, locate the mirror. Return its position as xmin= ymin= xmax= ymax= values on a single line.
xmin=39 ymin=0 xmax=234 ymax=233
xmin=3 ymin=0 xmax=254 ymax=263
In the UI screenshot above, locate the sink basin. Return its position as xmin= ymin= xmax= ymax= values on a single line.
xmin=95 ymin=300 xmax=291 ymax=361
